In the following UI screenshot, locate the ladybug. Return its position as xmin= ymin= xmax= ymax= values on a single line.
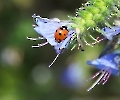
xmin=54 ymin=26 xmax=69 ymax=43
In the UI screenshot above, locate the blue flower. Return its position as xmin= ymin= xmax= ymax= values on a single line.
xmin=102 ymin=26 xmax=120 ymax=40
xmin=87 ymin=52 xmax=120 ymax=91
xmin=92 ymin=26 xmax=120 ymax=45
xmin=99 ymin=26 xmax=120 ymax=58
xmin=27 ymin=14 xmax=75 ymax=67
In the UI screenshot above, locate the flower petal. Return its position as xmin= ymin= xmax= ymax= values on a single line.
xmin=102 ymin=26 xmax=120 ymax=40
xmin=87 ymin=52 xmax=120 ymax=76
xmin=32 ymin=14 xmax=73 ymax=46
xmin=54 ymin=30 xmax=74 ymax=54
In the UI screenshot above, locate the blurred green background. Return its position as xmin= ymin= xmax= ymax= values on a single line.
xmin=0 ymin=0 xmax=120 ymax=100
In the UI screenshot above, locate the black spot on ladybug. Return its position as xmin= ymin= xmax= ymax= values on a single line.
xmin=56 ymin=30 xmax=57 ymax=32
xmin=64 ymin=34 xmax=66 ymax=36
xmin=59 ymin=33 xmax=62 ymax=35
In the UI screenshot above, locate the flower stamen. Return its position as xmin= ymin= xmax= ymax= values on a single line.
xmin=32 ymin=41 xmax=49 ymax=48
xmin=92 ymin=37 xmax=106 ymax=45
xmin=48 ymin=54 xmax=60 ymax=68
xmin=87 ymin=71 xmax=106 ymax=91
xmin=27 ymin=36 xmax=45 ymax=41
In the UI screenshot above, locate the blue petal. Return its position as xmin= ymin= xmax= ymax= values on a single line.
xmin=102 ymin=26 xmax=120 ymax=40
xmin=54 ymin=30 xmax=74 ymax=54
xmin=32 ymin=14 xmax=75 ymax=54
xmin=32 ymin=14 xmax=72 ymax=46
xmin=87 ymin=52 xmax=120 ymax=76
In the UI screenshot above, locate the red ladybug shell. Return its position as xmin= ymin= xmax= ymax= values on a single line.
xmin=54 ymin=26 xmax=69 ymax=43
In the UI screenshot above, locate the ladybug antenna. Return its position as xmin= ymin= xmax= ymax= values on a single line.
xmin=32 ymin=41 xmax=49 ymax=48
xmin=27 ymin=36 xmax=45 ymax=41
xmin=48 ymin=54 xmax=60 ymax=68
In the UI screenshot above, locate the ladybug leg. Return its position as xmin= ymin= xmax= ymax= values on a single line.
xmin=32 ymin=41 xmax=49 ymax=48
xmin=27 ymin=36 xmax=45 ymax=41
